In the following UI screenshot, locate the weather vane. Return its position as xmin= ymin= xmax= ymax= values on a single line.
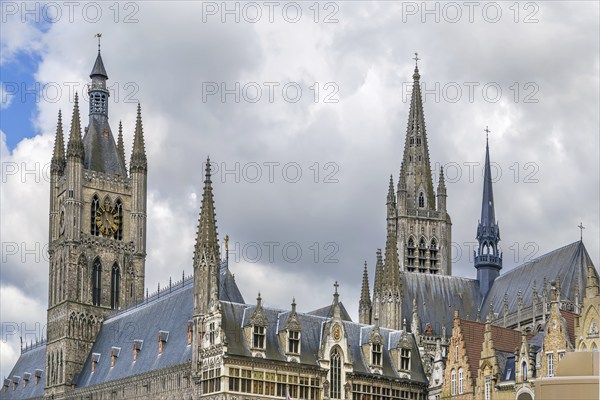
xmin=578 ymin=222 xmax=585 ymax=241
xmin=95 ymin=33 xmax=102 ymax=53
xmin=413 ymin=52 xmax=420 ymax=67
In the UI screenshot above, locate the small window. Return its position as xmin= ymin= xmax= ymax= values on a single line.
xmin=418 ymin=192 xmax=424 ymax=208
xmin=547 ymin=353 xmax=554 ymax=377
xmin=372 ymin=343 xmax=382 ymax=366
xmin=522 ymin=361 xmax=527 ymax=381
xmin=484 ymin=376 xmax=491 ymax=400
xmin=253 ymin=326 xmax=265 ymax=349
xmin=92 ymin=258 xmax=102 ymax=306
xmin=209 ymin=322 xmax=216 ymax=345
xmin=458 ymin=368 xmax=464 ymax=394
xmin=451 ymin=369 xmax=456 ymax=395
xmin=288 ymin=330 xmax=300 ymax=354
xmin=400 ymin=348 xmax=410 ymax=370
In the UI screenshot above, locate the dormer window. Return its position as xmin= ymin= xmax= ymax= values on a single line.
xmin=34 ymin=369 xmax=42 ymax=385
xmin=133 ymin=340 xmax=143 ymax=361
xmin=91 ymin=353 xmax=100 ymax=373
xmin=111 ymin=347 xmax=121 ymax=367
xmin=158 ymin=331 xmax=169 ymax=354
xmin=288 ymin=330 xmax=300 ymax=354
xmin=187 ymin=321 xmax=193 ymax=345
xmin=400 ymin=348 xmax=410 ymax=370
xmin=23 ymin=372 xmax=30 ymax=387
xmin=3 ymin=378 xmax=9 ymax=392
xmin=12 ymin=376 xmax=20 ymax=390
xmin=372 ymin=343 xmax=382 ymax=366
xmin=253 ymin=325 xmax=265 ymax=349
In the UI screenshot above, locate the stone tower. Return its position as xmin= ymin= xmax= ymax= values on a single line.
xmin=191 ymin=158 xmax=222 ymax=373
xmin=396 ymin=61 xmax=452 ymax=275
xmin=474 ymin=135 xmax=502 ymax=298
xmin=45 ymin=44 xmax=147 ymax=396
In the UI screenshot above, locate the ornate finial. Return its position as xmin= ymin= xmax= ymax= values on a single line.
xmin=484 ymin=125 xmax=491 ymax=142
xmin=413 ymin=52 xmax=420 ymax=67
xmin=578 ymin=222 xmax=585 ymax=241
xmin=95 ymin=33 xmax=102 ymax=53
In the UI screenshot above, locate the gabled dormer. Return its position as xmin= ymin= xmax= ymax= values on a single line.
xmin=361 ymin=318 xmax=384 ymax=375
xmin=279 ymin=298 xmax=302 ymax=362
xmin=245 ymin=293 xmax=268 ymax=357
xmin=390 ymin=321 xmax=412 ymax=380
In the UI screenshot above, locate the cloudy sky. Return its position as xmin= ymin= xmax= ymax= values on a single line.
xmin=1 ymin=1 xmax=599 ymax=378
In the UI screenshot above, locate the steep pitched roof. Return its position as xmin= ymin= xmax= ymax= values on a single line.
xmin=458 ymin=319 xmax=522 ymax=380
xmin=482 ymin=241 xmax=596 ymax=316
xmin=402 ymin=272 xmax=481 ymax=335
xmin=1 ymin=343 xmax=46 ymax=400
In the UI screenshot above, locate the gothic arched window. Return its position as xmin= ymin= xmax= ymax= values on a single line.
xmin=407 ymin=237 xmax=416 ymax=271
xmin=111 ymin=263 xmax=120 ymax=310
xmin=330 ymin=348 xmax=342 ymax=399
xmin=429 ymin=239 xmax=438 ymax=272
xmin=92 ymin=258 xmax=102 ymax=306
xmin=418 ymin=192 xmax=425 ymax=208
xmin=418 ymin=238 xmax=427 ymax=270
xmin=458 ymin=367 xmax=464 ymax=394
xmin=91 ymin=195 xmax=100 ymax=236
xmin=113 ymin=199 xmax=123 ymax=241
xmin=522 ymin=361 xmax=527 ymax=381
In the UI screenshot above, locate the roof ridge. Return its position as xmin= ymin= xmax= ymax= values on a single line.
xmin=497 ymin=241 xmax=583 ymax=276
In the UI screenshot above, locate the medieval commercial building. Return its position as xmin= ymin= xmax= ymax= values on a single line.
xmin=2 ymin=47 xmax=599 ymax=400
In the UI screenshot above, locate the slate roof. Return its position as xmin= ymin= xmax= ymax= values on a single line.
xmin=220 ymin=301 xmax=428 ymax=384
xmin=306 ymin=302 xmax=352 ymax=321
xmin=90 ymin=52 xmax=108 ymax=79
xmin=401 ymin=273 xmax=481 ymax=335
xmin=0 ymin=342 xmax=46 ymax=400
xmin=82 ymin=116 xmax=127 ymax=176
xmin=482 ymin=241 xmax=596 ymax=317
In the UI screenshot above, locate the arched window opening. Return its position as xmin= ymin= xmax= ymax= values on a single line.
xmin=407 ymin=238 xmax=416 ymax=272
xmin=91 ymin=196 xmax=100 ymax=236
xmin=113 ymin=199 xmax=123 ymax=241
xmin=522 ymin=361 xmax=527 ymax=381
xmin=92 ymin=258 xmax=102 ymax=306
xmin=592 ymin=343 xmax=598 ymax=352
xmin=451 ymin=369 xmax=456 ymax=396
xmin=111 ymin=263 xmax=120 ymax=310
xmin=418 ymin=192 xmax=425 ymax=208
xmin=418 ymin=238 xmax=427 ymax=271
xmin=330 ymin=348 xmax=342 ymax=399
xmin=429 ymin=239 xmax=438 ymax=272
xmin=458 ymin=367 xmax=464 ymax=394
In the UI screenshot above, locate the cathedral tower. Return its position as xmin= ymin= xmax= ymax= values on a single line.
xmin=45 ymin=42 xmax=147 ymax=396
xmin=396 ymin=59 xmax=452 ymax=275
xmin=474 ymin=134 xmax=502 ymax=298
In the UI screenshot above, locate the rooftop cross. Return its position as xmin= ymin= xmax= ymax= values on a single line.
xmin=413 ymin=52 xmax=420 ymax=67
xmin=484 ymin=125 xmax=491 ymax=141
xmin=95 ymin=33 xmax=102 ymax=53
xmin=578 ymin=222 xmax=585 ymax=241
xmin=334 ymin=281 xmax=339 ymax=294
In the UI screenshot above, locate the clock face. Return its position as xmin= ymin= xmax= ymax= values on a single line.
xmin=332 ymin=324 xmax=342 ymax=341
xmin=59 ymin=206 xmax=66 ymax=235
xmin=95 ymin=202 xmax=120 ymax=236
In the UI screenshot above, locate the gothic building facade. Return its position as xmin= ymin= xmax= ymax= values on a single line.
xmin=2 ymin=47 xmax=431 ymax=400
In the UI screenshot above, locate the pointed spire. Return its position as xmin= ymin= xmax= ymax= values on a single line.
xmin=360 ymin=261 xmax=371 ymax=307
xmin=130 ymin=103 xmax=147 ymax=172
xmin=90 ymin=34 xmax=108 ymax=79
xmin=51 ymin=109 xmax=65 ymax=173
xmin=194 ymin=157 xmax=220 ymax=263
xmin=116 ymin=120 xmax=126 ymax=170
xmin=399 ymin=55 xmax=436 ymax=211
xmin=66 ymin=93 xmax=84 ymax=161
xmin=437 ymin=166 xmax=446 ymax=192
xmin=285 ymin=297 xmax=302 ymax=331
xmin=387 ymin=175 xmax=396 ymax=205
xmin=383 ymin=217 xmax=400 ymax=289
xmin=373 ymin=249 xmax=384 ymax=296
xmin=480 ymin=134 xmax=497 ymax=228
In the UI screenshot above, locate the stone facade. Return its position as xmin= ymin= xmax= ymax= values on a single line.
xmin=575 ymin=265 xmax=600 ymax=351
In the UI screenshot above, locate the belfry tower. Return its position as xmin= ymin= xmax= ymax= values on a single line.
xmin=45 ymin=39 xmax=147 ymax=396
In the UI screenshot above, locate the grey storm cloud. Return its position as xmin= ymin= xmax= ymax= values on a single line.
xmin=1 ymin=1 xmax=598 ymax=379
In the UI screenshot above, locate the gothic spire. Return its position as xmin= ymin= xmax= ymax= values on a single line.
xmin=387 ymin=174 xmax=396 ymax=205
xmin=194 ymin=157 xmax=220 ymax=263
xmin=359 ymin=261 xmax=372 ymax=324
xmin=383 ymin=217 xmax=400 ymax=289
xmin=480 ymin=135 xmax=497 ymax=230
xmin=51 ymin=109 xmax=65 ymax=173
xmin=117 ymin=120 xmax=126 ymax=170
xmin=130 ymin=103 xmax=147 ymax=173
xmin=66 ymin=93 xmax=84 ymax=161
xmin=399 ymin=57 xmax=435 ymax=211
xmin=373 ymin=248 xmax=384 ymax=296
xmin=90 ymin=41 xmax=108 ymax=80
xmin=475 ymin=133 xmax=502 ymax=298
